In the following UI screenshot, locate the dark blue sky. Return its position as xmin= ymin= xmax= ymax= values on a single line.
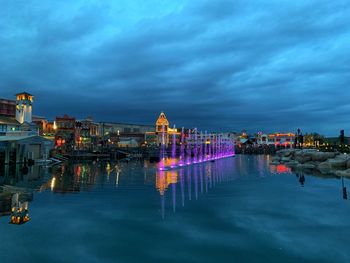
xmin=1 ymin=0 xmax=350 ymax=135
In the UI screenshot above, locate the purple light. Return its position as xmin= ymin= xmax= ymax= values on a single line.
xmin=158 ymin=131 xmax=235 ymax=171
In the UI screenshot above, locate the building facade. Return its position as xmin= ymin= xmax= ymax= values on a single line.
xmin=99 ymin=121 xmax=154 ymax=148
xmin=145 ymin=112 xmax=181 ymax=146
xmin=55 ymin=114 xmax=76 ymax=151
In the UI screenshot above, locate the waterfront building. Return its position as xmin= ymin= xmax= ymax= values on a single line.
xmin=75 ymin=117 xmax=99 ymax=150
xmin=236 ymin=131 xmax=295 ymax=148
xmin=0 ymin=97 xmax=22 ymax=135
xmin=0 ymin=92 xmax=54 ymax=169
xmin=0 ymin=116 xmax=21 ymax=135
xmin=0 ymin=92 xmax=39 ymax=136
xmin=251 ymin=132 xmax=295 ymax=147
xmin=0 ymin=135 xmax=53 ymax=166
xmin=15 ymin=92 xmax=33 ymax=124
xmin=32 ymin=116 xmax=56 ymax=137
xmin=0 ymin=98 xmax=16 ymax=117
xmin=268 ymin=133 xmax=295 ymax=147
xmin=99 ymin=121 xmax=154 ymax=148
xmin=145 ymin=112 xmax=181 ymax=146
xmin=55 ymin=114 xmax=76 ymax=152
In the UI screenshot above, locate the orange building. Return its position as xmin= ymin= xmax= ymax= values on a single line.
xmin=145 ymin=112 xmax=181 ymax=146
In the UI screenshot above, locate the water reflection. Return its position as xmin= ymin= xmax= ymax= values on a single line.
xmin=155 ymin=158 xmax=239 ymax=219
xmin=1 ymin=156 xmax=349 ymax=224
xmin=342 ymin=177 xmax=348 ymax=200
xmin=10 ymin=193 xmax=30 ymax=224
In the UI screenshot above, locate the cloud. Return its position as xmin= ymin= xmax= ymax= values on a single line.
xmin=1 ymin=0 xmax=350 ymax=135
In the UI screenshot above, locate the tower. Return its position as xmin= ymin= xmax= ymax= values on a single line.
xmin=156 ymin=112 xmax=169 ymax=133
xmin=15 ymin=92 xmax=33 ymax=124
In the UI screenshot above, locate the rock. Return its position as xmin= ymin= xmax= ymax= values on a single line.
xmin=285 ymin=160 xmax=299 ymax=167
xmin=311 ymin=152 xmax=336 ymax=162
xmin=347 ymin=159 xmax=350 ymax=169
xmin=295 ymin=156 xmax=311 ymax=164
xmin=276 ymin=149 xmax=294 ymax=157
xmin=334 ymin=154 xmax=350 ymax=160
xmin=297 ymin=163 xmax=316 ymax=169
xmin=335 ymin=169 xmax=350 ymax=177
xmin=317 ymin=162 xmax=332 ymax=173
xmin=327 ymin=158 xmax=347 ymax=169
xmin=281 ymin=157 xmax=290 ymax=162
xmin=272 ymin=156 xmax=281 ymax=162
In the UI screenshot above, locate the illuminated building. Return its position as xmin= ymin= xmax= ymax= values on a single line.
xmin=75 ymin=117 xmax=99 ymax=149
xmin=55 ymin=114 xmax=76 ymax=151
xmin=267 ymin=133 xmax=295 ymax=147
xmin=0 ymin=98 xmax=16 ymax=117
xmin=99 ymin=121 xmax=154 ymax=147
xmin=0 ymin=92 xmax=39 ymax=136
xmin=145 ymin=112 xmax=181 ymax=146
xmin=236 ymin=131 xmax=295 ymax=148
xmin=15 ymin=92 xmax=33 ymax=124
xmin=0 ymin=97 xmax=21 ymax=135
xmin=32 ymin=116 xmax=56 ymax=137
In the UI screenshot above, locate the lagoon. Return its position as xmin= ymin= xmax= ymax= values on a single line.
xmin=0 ymin=155 xmax=349 ymax=263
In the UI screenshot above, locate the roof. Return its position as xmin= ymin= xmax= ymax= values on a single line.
xmin=156 ymin=112 xmax=169 ymax=126
xmin=0 ymin=135 xmax=52 ymax=142
xmin=0 ymin=98 xmax=16 ymax=104
xmin=98 ymin=121 xmax=153 ymax=127
xmin=15 ymin=92 xmax=33 ymax=96
xmin=0 ymin=116 xmax=20 ymax=125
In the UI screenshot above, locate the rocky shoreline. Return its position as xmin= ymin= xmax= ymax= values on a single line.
xmin=272 ymin=149 xmax=350 ymax=177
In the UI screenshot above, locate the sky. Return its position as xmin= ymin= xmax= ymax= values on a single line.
xmin=1 ymin=0 xmax=350 ymax=136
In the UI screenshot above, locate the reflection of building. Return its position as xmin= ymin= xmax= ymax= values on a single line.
xmin=156 ymin=170 xmax=178 ymax=195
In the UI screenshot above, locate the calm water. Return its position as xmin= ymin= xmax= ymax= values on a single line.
xmin=1 ymin=155 xmax=349 ymax=263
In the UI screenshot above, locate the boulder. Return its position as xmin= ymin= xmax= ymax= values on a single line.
xmin=347 ymin=159 xmax=350 ymax=169
xmin=285 ymin=160 xmax=299 ymax=167
xmin=317 ymin=162 xmax=332 ymax=172
xmin=281 ymin=157 xmax=290 ymax=162
xmin=311 ymin=152 xmax=336 ymax=162
xmin=295 ymin=156 xmax=311 ymax=164
xmin=272 ymin=156 xmax=281 ymax=162
xmin=335 ymin=169 xmax=350 ymax=177
xmin=276 ymin=149 xmax=294 ymax=157
xmin=297 ymin=163 xmax=316 ymax=169
xmin=334 ymin=154 xmax=350 ymax=160
xmin=326 ymin=158 xmax=347 ymax=169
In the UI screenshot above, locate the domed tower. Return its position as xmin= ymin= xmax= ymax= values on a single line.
xmin=15 ymin=92 xmax=33 ymax=124
xmin=156 ymin=112 xmax=169 ymax=133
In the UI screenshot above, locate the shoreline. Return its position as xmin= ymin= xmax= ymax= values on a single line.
xmin=272 ymin=149 xmax=350 ymax=177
